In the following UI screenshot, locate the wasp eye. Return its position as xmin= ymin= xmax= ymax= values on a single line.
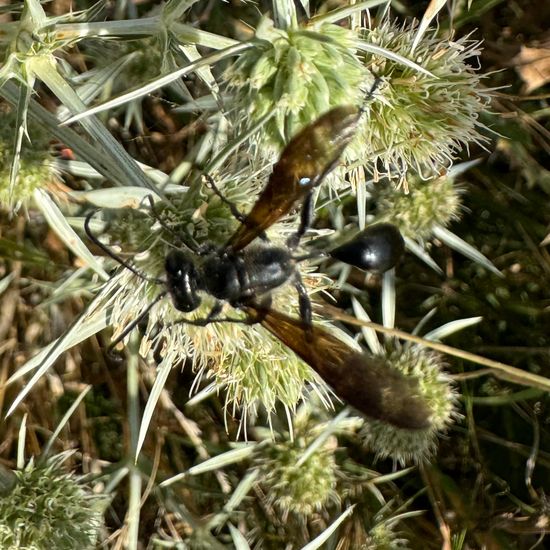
xmin=164 ymin=250 xmax=201 ymax=312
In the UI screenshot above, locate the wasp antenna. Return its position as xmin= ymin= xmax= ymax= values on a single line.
xmin=145 ymin=195 xmax=200 ymax=255
xmin=203 ymin=173 xmax=247 ymax=224
xmin=84 ymin=209 xmax=163 ymax=284
xmin=146 ymin=195 xmax=179 ymax=240
xmin=107 ymin=290 xmax=167 ymax=357
xmin=203 ymin=172 xmax=270 ymax=244
xmin=359 ymin=76 xmax=382 ymax=114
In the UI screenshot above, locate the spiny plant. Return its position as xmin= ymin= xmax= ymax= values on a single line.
xmin=1 ymin=0 xmax=548 ymax=548
xmin=0 ymin=454 xmax=105 ymax=549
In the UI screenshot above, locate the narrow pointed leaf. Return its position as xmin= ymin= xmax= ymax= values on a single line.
xmin=404 ymin=236 xmax=444 ymax=274
xmin=301 ymin=506 xmax=356 ymax=550
xmin=61 ymin=42 xmax=249 ymax=125
xmin=6 ymin=300 xmax=110 ymax=389
xmin=433 ymin=224 xmax=503 ymax=277
xmin=424 ymin=317 xmax=483 ymax=341
xmin=381 ymin=269 xmax=396 ymax=329
xmin=229 ymin=524 xmax=251 ymax=550
xmin=41 ymin=386 xmax=92 ymax=459
xmin=411 ymin=0 xmax=447 ymax=53
xmin=135 ymin=358 xmax=172 ymax=460
xmin=356 ymin=40 xmax=435 ymax=77
xmin=352 ymin=297 xmax=382 ymax=354
xmin=33 ymin=189 xmax=109 ymax=279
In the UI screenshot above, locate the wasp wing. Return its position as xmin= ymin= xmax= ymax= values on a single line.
xmin=247 ymin=307 xmax=431 ymax=430
xmin=227 ymin=105 xmax=361 ymax=251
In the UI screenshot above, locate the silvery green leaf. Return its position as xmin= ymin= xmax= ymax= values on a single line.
xmin=352 ymin=297 xmax=382 ymax=354
xmin=164 ymin=0 xmax=202 ymax=21
xmin=186 ymin=445 xmax=256 ymax=476
xmin=411 ymin=0 xmax=448 ymax=53
xmin=229 ymin=524 xmax=251 ymax=550
xmin=412 ymin=307 xmax=437 ymax=336
xmin=57 ymin=159 xmax=170 ymax=188
xmin=172 ymin=94 xmax=228 ymax=112
xmin=8 ymin=83 xmax=32 ymax=204
xmin=135 ymin=357 xmax=172 ymax=459
xmin=161 ymin=445 xmax=256 ymax=487
xmin=205 ymin=110 xmax=274 ymax=173
xmin=61 ymin=42 xmax=250 ymax=125
xmin=355 ymin=40 xmax=435 ymax=77
xmin=42 ymin=386 xmax=91 ymax=458
xmin=404 ymin=236 xmax=444 ymax=274
xmin=6 ymin=301 xmax=110 ymax=415
xmin=33 ymin=189 xmax=109 ymax=279
xmin=0 ymin=81 xmax=141 ymax=187
xmin=185 ymin=382 xmax=220 ymax=407
xmin=311 ymin=0 xmax=388 ymax=25
xmin=356 ymin=178 xmax=367 ymax=229
xmin=301 ymin=506 xmax=356 ymax=550
xmin=57 ymin=53 xmax=136 ymax=120
xmin=382 ymin=269 xmax=396 ymax=329
xmin=297 ymin=0 xmax=310 ymax=17
xmin=447 ymin=158 xmax=483 ymax=178
xmin=22 ymin=0 xmax=47 ymax=27
xmin=296 ymin=409 xmax=349 ymax=468
xmin=70 ymin=187 xmax=162 ymax=209
xmin=17 ymin=413 xmax=28 ymax=469
xmin=27 ymin=55 xmax=155 ymax=192
xmin=369 ymin=466 xmax=417 ymax=485
xmin=178 ymin=44 xmax=219 ymax=93
xmin=424 ymin=316 xmax=483 ymax=341
xmin=432 ymin=224 xmax=503 ymax=277
xmin=225 ymin=469 xmax=260 ymax=512
xmin=51 ymin=159 xmax=104 ymax=180
xmin=54 ymin=16 xmax=162 ymax=39
xmin=273 ymin=0 xmax=297 ymax=28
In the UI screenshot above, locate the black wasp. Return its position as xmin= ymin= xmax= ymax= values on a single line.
xmin=86 ymin=105 xmax=430 ymax=430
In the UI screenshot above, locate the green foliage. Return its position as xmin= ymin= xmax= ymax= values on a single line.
xmin=0 ymin=456 xmax=104 ymax=549
xmin=360 ymin=344 xmax=459 ymax=464
xmin=225 ymin=21 xmax=367 ymax=145
xmin=0 ymin=0 xmax=548 ymax=548
xmin=358 ymin=19 xmax=491 ymax=179
xmin=0 ymin=104 xmax=54 ymax=206
xmin=376 ymin=174 xmax=462 ymax=240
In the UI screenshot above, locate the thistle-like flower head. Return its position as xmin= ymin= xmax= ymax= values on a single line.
xmin=357 ymin=19 xmax=490 ymax=180
xmin=0 ymin=454 xmax=104 ymax=549
xmin=360 ymin=343 xmax=459 ymax=464
xmin=253 ymin=410 xmax=339 ymax=517
xmin=224 ymin=18 xmax=368 ymax=147
xmin=0 ymin=103 xmax=57 ymax=209
xmin=376 ymin=173 xmax=463 ymax=241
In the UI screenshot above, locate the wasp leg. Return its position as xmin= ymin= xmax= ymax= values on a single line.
xmin=167 ymin=301 xmax=258 ymax=328
xmin=287 ymin=191 xmax=314 ymax=250
xmin=359 ymin=76 xmax=382 ymax=113
xmin=292 ymin=272 xmax=314 ymax=341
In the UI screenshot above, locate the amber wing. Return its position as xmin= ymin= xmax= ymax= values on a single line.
xmin=247 ymin=307 xmax=431 ymax=430
xmin=227 ymin=105 xmax=361 ymax=251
